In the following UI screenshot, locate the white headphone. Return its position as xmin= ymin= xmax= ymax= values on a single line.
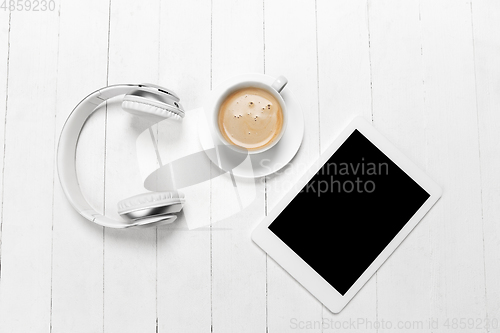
xmin=57 ymin=83 xmax=186 ymax=229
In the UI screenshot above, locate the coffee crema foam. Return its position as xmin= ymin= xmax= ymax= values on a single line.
xmin=218 ymin=87 xmax=283 ymax=150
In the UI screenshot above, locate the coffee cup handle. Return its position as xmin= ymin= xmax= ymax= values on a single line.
xmin=271 ymin=75 xmax=288 ymax=94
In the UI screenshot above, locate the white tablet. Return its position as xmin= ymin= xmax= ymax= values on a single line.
xmin=252 ymin=116 xmax=442 ymax=313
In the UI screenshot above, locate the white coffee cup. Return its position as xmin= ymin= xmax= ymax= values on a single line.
xmin=207 ymin=73 xmax=288 ymax=154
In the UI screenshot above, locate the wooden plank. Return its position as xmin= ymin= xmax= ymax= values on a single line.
xmin=317 ymin=0 xmax=373 ymax=144
xmin=316 ymin=0 xmax=378 ymax=328
xmin=104 ymin=1 xmax=161 ymax=332
xmin=263 ymin=0 xmax=323 ymax=331
xmin=211 ymin=0 xmax=267 ymax=331
xmin=366 ymin=1 xmax=434 ymax=331
xmin=420 ymin=0 xmax=486 ymax=324
xmin=50 ymin=0 xmax=110 ymax=331
xmin=0 ymin=8 xmax=8 ymax=330
xmin=471 ymin=0 xmax=500 ymax=327
xmin=0 ymin=0 xmax=9 ymax=257
xmin=0 ymin=9 xmax=60 ymax=332
xmin=155 ymin=0 xmax=212 ymax=331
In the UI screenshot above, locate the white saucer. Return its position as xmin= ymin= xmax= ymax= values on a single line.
xmin=198 ymin=74 xmax=304 ymax=178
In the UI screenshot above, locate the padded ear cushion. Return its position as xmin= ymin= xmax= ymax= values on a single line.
xmin=131 ymin=214 xmax=177 ymax=228
xmin=122 ymin=95 xmax=184 ymax=120
xmin=117 ymin=191 xmax=185 ymax=218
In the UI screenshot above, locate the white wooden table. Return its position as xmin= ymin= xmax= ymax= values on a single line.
xmin=0 ymin=0 xmax=499 ymax=332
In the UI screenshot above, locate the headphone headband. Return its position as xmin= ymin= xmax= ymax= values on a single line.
xmin=57 ymin=84 xmax=179 ymax=228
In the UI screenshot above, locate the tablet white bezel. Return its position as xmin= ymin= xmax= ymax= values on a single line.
xmin=251 ymin=116 xmax=442 ymax=313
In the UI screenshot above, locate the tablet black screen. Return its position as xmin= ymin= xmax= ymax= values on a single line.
xmin=268 ymin=129 xmax=430 ymax=295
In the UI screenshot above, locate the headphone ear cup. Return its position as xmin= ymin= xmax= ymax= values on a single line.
xmin=122 ymin=95 xmax=184 ymax=120
xmin=117 ymin=191 xmax=185 ymax=222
